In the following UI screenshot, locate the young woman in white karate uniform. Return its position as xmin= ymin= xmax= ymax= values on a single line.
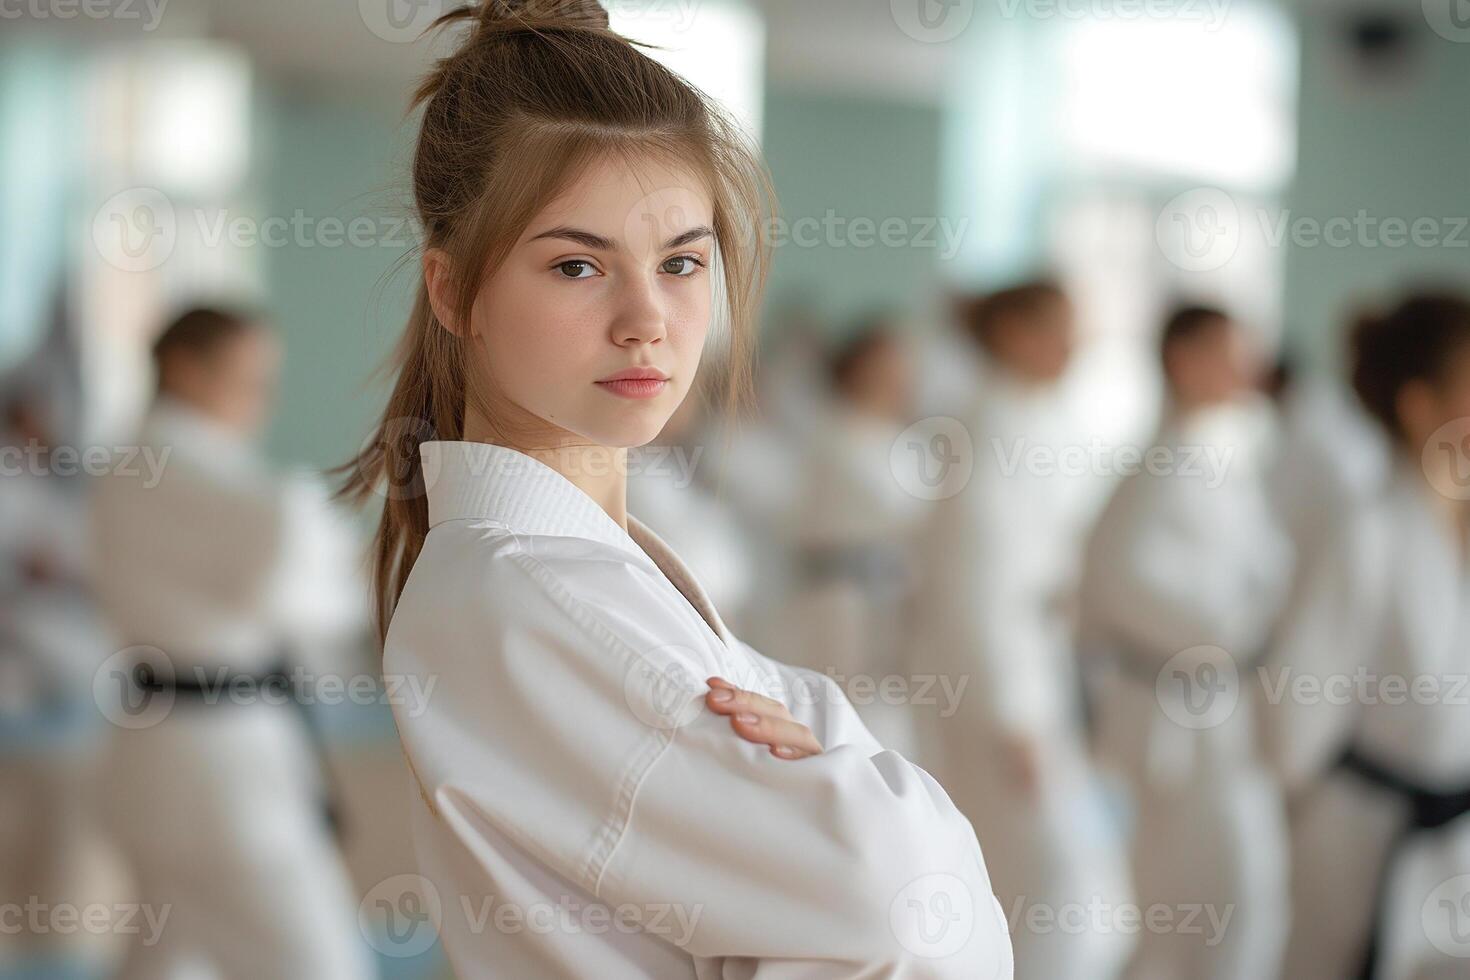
xmin=334 ymin=3 xmax=1014 ymax=977
xmin=91 ymin=308 xmax=373 ymax=979
xmin=1079 ymin=306 xmax=1293 ymax=980
xmin=1263 ymin=293 xmax=1470 ymax=980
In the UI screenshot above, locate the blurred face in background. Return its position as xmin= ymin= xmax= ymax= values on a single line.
xmin=988 ymin=296 xmax=1076 ymax=384
xmin=1397 ymin=339 xmax=1470 ymax=452
xmin=835 ymin=334 xmax=913 ymax=423
xmin=1164 ymin=317 xmax=1260 ymax=410
xmin=158 ymin=325 xmax=282 ymax=439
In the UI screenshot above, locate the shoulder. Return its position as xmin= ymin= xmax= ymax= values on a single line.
xmin=386 ymin=520 xmax=724 ymax=734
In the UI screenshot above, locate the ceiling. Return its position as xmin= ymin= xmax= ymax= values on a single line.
xmin=7 ymin=0 xmax=1417 ymax=101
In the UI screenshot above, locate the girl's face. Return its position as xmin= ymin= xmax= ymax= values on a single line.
xmin=446 ymin=155 xmax=716 ymax=451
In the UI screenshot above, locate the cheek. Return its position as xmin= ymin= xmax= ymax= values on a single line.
xmin=665 ymin=284 xmax=712 ymax=357
xmin=475 ymin=276 xmax=604 ymax=386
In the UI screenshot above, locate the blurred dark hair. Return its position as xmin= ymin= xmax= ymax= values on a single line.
xmin=957 ymin=279 xmax=1068 ymax=353
xmin=1351 ymin=291 xmax=1470 ymax=444
xmin=1159 ymin=304 xmax=1230 ymax=366
xmin=151 ymin=306 xmax=264 ymax=390
xmin=828 ymin=314 xmax=900 ymax=394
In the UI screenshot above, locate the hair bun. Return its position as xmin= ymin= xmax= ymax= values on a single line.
xmin=480 ymin=0 xmax=610 ymax=30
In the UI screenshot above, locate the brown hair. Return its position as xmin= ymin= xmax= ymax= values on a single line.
xmin=333 ymin=0 xmax=774 ymax=647
xmin=956 ymin=279 xmax=1067 ymax=354
xmin=152 ymin=306 xmax=263 ymax=394
xmin=1158 ymin=304 xmax=1230 ymax=372
xmin=1351 ymin=291 xmax=1470 ymax=445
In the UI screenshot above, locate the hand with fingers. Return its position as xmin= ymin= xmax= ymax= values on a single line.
xmin=704 ymin=676 xmax=824 ymax=760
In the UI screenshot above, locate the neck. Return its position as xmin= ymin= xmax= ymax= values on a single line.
xmin=461 ymin=408 xmax=630 ymax=532
xmin=1411 ymin=447 xmax=1470 ymax=556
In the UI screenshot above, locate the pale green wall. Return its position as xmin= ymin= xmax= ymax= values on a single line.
xmin=1282 ymin=12 xmax=1470 ymax=371
xmin=760 ymin=88 xmax=945 ymax=331
xmin=255 ymin=82 xmax=417 ymax=469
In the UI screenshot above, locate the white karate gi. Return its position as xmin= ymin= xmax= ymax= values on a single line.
xmin=907 ymin=359 xmax=1132 ymax=980
xmin=386 ymin=439 xmax=1014 ymax=979
xmin=1263 ymin=462 xmax=1470 ymax=980
xmin=1080 ymin=401 xmax=1293 ymax=980
xmin=89 ymin=395 xmax=373 ymax=980
xmin=1269 ymin=374 xmax=1390 ymax=583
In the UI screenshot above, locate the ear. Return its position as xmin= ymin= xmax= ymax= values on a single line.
xmin=423 ymin=247 xmax=469 ymax=338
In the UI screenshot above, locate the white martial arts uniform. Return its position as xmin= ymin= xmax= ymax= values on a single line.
xmin=1079 ymin=400 xmax=1293 ymax=980
xmin=908 ymin=360 xmax=1133 ymax=980
xmin=387 ymin=439 xmax=1014 ymax=979
xmin=780 ymin=406 xmax=930 ymax=759
xmin=1269 ymin=374 xmax=1390 ymax=585
xmin=1264 ymin=463 xmax=1470 ymax=980
xmin=89 ymin=395 xmax=373 ymax=980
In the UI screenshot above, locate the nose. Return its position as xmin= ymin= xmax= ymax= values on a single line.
xmin=610 ymin=273 xmax=667 ymax=348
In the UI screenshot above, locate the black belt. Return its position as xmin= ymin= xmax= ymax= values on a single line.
xmin=1337 ymin=742 xmax=1470 ymax=980
xmin=131 ymin=654 xmax=348 ymax=840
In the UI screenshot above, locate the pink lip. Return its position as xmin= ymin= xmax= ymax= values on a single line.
xmin=597 ymin=367 xmax=669 ymax=383
xmin=595 ymin=377 xmax=668 ymax=399
xmin=595 ymin=367 xmax=669 ymax=400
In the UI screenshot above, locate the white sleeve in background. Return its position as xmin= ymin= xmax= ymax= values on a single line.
xmin=264 ymin=469 xmax=371 ymax=663
xmin=1255 ymin=513 xmax=1388 ymax=792
xmin=921 ymin=480 xmax=1064 ymax=741
xmin=388 ymin=532 xmax=1012 ymax=978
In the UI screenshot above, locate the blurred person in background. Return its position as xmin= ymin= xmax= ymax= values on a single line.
xmin=89 ymin=306 xmax=373 ymax=980
xmin=1268 ymin=311 xmax=1392 ymax=589
xmin=912 ymin=280 xmax=1134 ymax=980
xmin=780 ymin=317 xmax=930 ymax=758
xmin=692 ymin=301 xmax=828 ymax=653
xmin=627 ymin=387 xmax=754 ymax=628
xmin=0 ymin=303 xmax=113 ymax=970
xmin=1262 ymin=292 xmax=1470 ymax=980
xmin=1080 ymin=305 xmax=1293 ymax=980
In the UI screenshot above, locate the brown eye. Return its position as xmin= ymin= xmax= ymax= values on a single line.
xmin=556 ymin=260 xmax=597 ymax=279
xmin=662 ymin=255 xmax=705 ymax=276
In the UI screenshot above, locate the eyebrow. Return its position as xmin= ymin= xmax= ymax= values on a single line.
xmin=526 ymin=224 xmax=714 ymax=251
